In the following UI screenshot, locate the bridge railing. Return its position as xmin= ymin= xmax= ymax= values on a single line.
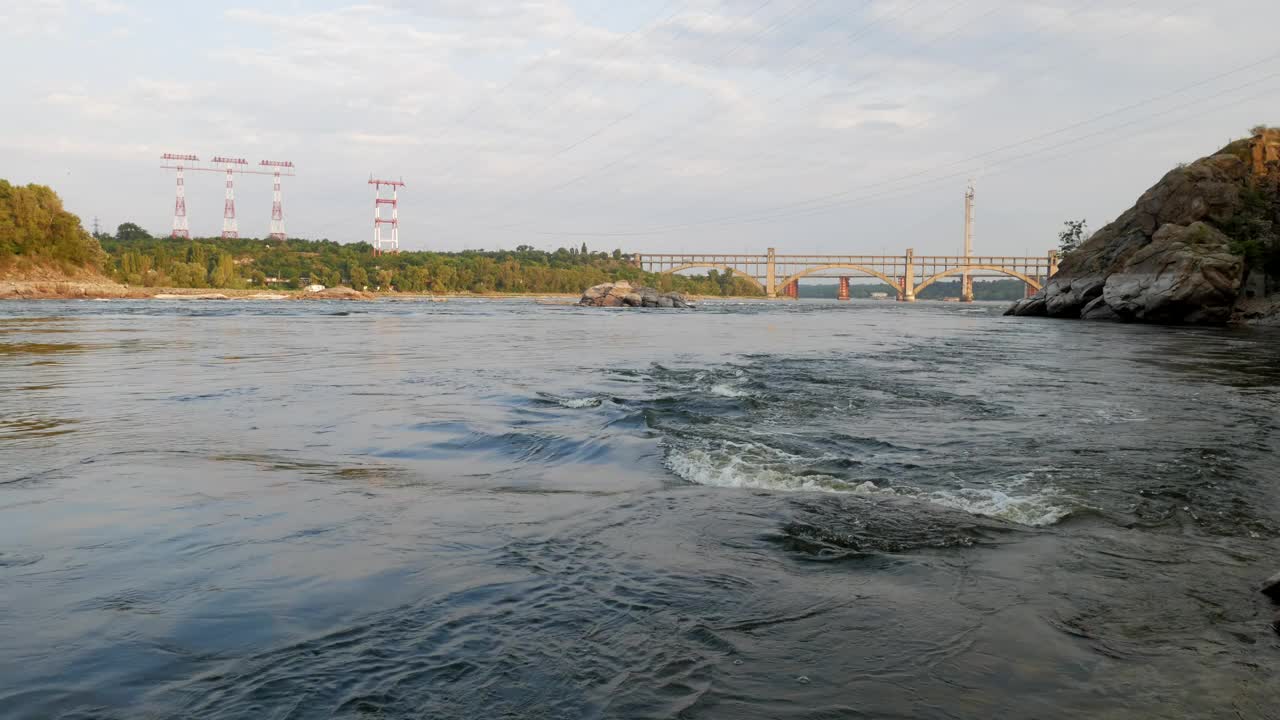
xmin=635 ymin=249 xmax=1058 ymax=300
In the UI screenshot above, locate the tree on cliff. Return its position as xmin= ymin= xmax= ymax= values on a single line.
xmin=1057 ymin=219 xmax=1088 ymax=256
xmin=0 ymin=180 xmax=105 ymax=275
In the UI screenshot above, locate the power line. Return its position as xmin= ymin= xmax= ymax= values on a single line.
xmin=452 ymin=0 xmax=791 ymax=191
xmin=502 ymin=55 xmax=1280 ymax=237
xmin=435 ymin=0 xmax=1168 ymax=235
xmin=430 ymin=0 xmax=697 ymax=187
xmin=431 ymin=0 xmax=940 ymax=231
xmin=535 ymin=0 xmax=1115 ymax=201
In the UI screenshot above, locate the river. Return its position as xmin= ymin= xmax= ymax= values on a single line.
xmin=1 ymin=298 xmax=1278 ymax=719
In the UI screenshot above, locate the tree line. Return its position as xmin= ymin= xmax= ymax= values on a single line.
xmin=97 ymin=224 xmax=764 ymax=296
xmin=0 ymin=180 xmax=106 ymax=275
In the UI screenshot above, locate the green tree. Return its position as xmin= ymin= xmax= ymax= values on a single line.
xmin=0 ymin=180 xmax=105 ymax=274
xmin=350 ymin=265 xmax=369 ymax=290
xmin=115 ymin=222 xmax=152 ymax=242
xmin=209 ymin=252 xmax=237 ymax=288
xmin=1058 ymin=219 xmax=1088 ymax=256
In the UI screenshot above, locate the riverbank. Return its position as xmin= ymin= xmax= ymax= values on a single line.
xmin=0 ymin=280 xmax=764 ymax=303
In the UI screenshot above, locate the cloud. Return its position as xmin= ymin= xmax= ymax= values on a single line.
xmin=0 ymin=0 xmax=68 ymax=36
xmin=44 ymin=90 xmax=120 ymax=117
xmin=82 ymin=0 xmax=132 ymax=16
xmin=2 ymin=0 xmax=1275 ymax=253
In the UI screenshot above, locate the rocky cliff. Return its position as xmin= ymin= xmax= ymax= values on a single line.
xmin=1007 ymin=128 xmax=1280 ymax=325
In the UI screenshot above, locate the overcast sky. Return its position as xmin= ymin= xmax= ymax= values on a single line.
xmin=2 ymin=0 xmax=1276 ymax=256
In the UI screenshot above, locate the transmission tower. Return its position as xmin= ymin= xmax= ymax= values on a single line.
xmin=261 ymin=160 xmax=295 ymax=240
xmin=962 ymin=180 xmax=976 ymax=303
xmin=369 ymin=177 xmax=405 ymax=254
xmin=160 ymin=153 xmax=198 ymax=238
xmin=213 ymin=156 xmax=248 ymax=238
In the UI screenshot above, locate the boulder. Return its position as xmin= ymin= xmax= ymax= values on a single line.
xmin=663 ymin=292 xmax=694 ymax=308
xmin=1262 ymin=570 xmax=1280 ymax=602
xmin=581 ymin=284 xmax=609 ymax=301
xmin=1099 ymin=223 xmax=1243 ymax=324
xmin=1003 ymin=295 xmax=1046 ymax=317
xmin=1007 ymin=151 xmax=1262 ymax=325
xmin=577 ymin=282 xmax=693 ymax=309
xmin=1079 ymin=295 xmax=1120 ymax=322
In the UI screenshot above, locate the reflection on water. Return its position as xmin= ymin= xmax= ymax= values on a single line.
xmin=0 ymin=341 xmax=95 ymax=356
xmin=0 ymin=299 xmax=1278 ymax=719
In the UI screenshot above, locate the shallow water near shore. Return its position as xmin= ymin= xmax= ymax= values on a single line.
xmin=1 ymin=298 xmax=1278 ymax=719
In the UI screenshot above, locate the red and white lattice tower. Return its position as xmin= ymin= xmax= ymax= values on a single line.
xmin=213 ymin=156 xmax=248 ymax=238
xmin=260 ymin=160 xmax=295 ymax=240
xmin=369 ymin=177 xmax=405 ymax=254
xmin=160 ymin=153 xmax=198 ymax=238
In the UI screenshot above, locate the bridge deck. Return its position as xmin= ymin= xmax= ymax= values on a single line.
xmin=634 ymin=249 xmax=1058 ymax=300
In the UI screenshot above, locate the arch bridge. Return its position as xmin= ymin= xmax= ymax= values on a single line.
xmin=635 ymin=248 xmax=1059 ymax=301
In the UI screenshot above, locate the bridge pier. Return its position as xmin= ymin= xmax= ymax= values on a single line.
xmin=838 ymin=276 xmax=850 ymax=301
xmin=635 ymin=249 xmax=1055 ymax=302
xmin=766 ymin=247 xmax=777 ymax=298
xmin=901 ymin=248 xmax=916 ymax=302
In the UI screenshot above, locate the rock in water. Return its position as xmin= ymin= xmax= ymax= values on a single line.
xmin=1262 ymin=571 xmax=1280 ymax=602
xmin=1007 ymin=137 xmax=1279 ymax=325
xmin=1098 ymin=223 xmax=1244 ymax=324
xmin=577 ymin=282 xmax=693 ymax=309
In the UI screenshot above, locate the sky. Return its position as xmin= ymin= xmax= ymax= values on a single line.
xmin=1 ymin=0 xmax=1277 ymax=257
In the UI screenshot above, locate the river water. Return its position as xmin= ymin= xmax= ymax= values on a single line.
xmin=1 ymin=298 xmax=1278 ymax=719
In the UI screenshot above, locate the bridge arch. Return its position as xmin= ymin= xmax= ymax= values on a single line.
xmin=657 ymin=264 xmax=766 ymax=293
xmin=776 ymin=264 xmax=902 ymax=295
xmin=912 ymin=265 xmax=1042 ymax=296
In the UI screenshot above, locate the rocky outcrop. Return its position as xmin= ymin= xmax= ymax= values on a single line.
xmin=1008 ymin=132 xmax=1280 ymax=325
xmin=1263 ymin=571 xmax=1280 ymax=602
xmin=578 ymin=281 xmax=693 ymax=309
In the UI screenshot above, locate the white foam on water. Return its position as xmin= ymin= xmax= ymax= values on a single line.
xmin=556 ymin=396 xmax=604 ymax=409
xmin=709 ymin=382 xmax=752 ymax=398
xmin=665 ymin=442 xmax=1072 ymax=528
xmin=924 ymin=487 xmax=1071 ymax=528
xmin=665 ymin=446 xmax=847 ymax=493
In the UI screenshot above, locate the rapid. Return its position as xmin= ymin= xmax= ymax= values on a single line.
xmin=1 ymin=298 xmax=1278 ymax=718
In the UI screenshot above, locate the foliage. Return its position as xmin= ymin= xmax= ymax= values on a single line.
xmin=0 ymin=180 xmax=105 ymax=275
xmin=1057 ymin=219 xmax=1088 ymax=256
xmin=115 ymin=222 xmax=152 ymax=242
xmin=1220 ymin=184 xmax=1280 ymax=278
xmin=98 ymin=231 xmax=766 ymax=296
